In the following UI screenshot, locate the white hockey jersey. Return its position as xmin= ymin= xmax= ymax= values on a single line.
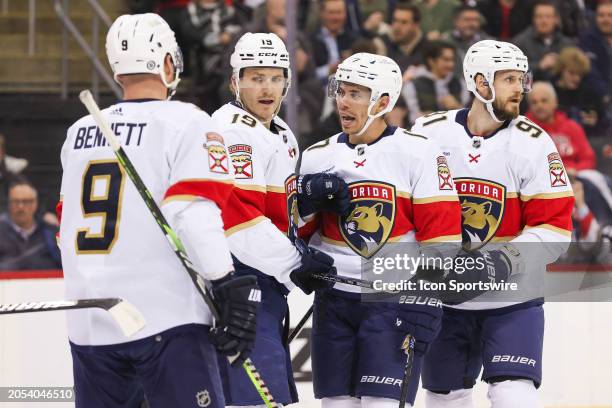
xmin=58 ymin=99 xmax=234 ymax=345
xmin=411 ymin=109 xmax=574 ymax=309
xmin=212 ymin=102 xmax=301 ymax=287
xmin=299 ymin=125 xmax=463 ymax=293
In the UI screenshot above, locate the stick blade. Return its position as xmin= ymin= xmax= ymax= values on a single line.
xmin=107 ymin=300 xmax=146 ymax=337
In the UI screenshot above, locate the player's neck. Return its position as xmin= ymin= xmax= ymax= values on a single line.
xmin=121 ymin=80 xmax=167 ymax=101
xmin=348 ymin=118 xmax=387 ymax=145
xmin=467 ymin=102 xmax=505 ymax=136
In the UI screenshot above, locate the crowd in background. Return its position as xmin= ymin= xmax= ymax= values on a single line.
xmin=0 ymin=0 xmax=610 ymax=270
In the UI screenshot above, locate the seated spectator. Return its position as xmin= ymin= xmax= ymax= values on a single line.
xmin=310 ymin=0 xmax=361 ymax=84
xmin=0 ymin=180 xmax=61 ymax=271
xmin=478 ymin=0 xmax=532 ymax=40
xmin=380 ymin=3 xmax=428 ymax=73
xmin=526 ymin=82 xmax=596 ymax=171
xmin=443 ymin=4 xmax=493 ymax=77
xmin=512 ymin=0 xmax=574 ymax=80
xmin=0 ymin=134 xmax=27 ymax=213
xmin=180 ymin=0 xmax=249 ymax=112
xmin=401 ymin=40 xmax=469 ymax=124
xmin=415 ymin=0 xmax=462 ymax=41
xmin=553 ymin=47 xmax=609 ymax=136
xmin=578 ymin=1 xmax=611 ymax=117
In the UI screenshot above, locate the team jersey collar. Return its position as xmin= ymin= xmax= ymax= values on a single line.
xmin=118 ymin=98 xmax=161 ymax=103
xmin=337 ymin=125 xmax=397 ymax=149
xmin=229 ymin=101 xmax=285 ymax=134
xmin=455 ymin=108 xmax=511 ymax=140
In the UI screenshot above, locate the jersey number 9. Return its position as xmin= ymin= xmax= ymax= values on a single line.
xmin=76 ymin=160 xmax=125 ymax=254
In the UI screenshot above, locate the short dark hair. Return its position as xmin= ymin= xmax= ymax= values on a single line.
xmin=393 ymin=2 xmax=421 ymax=24
xmin=423 ymin=40 xmax=455 ymax=69
xmin=453 ymin=4 xmax=481 ymax=19
xmin=533 ymin=0 xmax=558 ymax=15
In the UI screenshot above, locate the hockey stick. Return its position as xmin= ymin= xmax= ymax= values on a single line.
xmin=399 ymin=334 xmax=416 ymax=408
xmin=287 ymin=305 xmax=313 ymax=344
xmin=79 ymin=90 xmax=278 ymax=408
xmin=0 ymin=298 xmax=145 ymax=337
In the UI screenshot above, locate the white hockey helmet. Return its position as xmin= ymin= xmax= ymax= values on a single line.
xmin=329 ymin=52 xmax=403 ymax=136
xmin=106 ymin=13 xmax=183 ymax=95
xmin=463 ymin=40 xmax=531 ymax=122
xmin=230 ymin=32 xmax=292 ymax=101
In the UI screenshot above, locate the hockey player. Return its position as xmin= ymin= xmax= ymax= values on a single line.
xmin=298 ymin=53 xmax=463 ymax=408
xmin=411 ymin=40 xmax=574 ymax=408
xmin=57 ymin=14 xmax=260 ymax=408
xmin=212 ymin=32 xmax=340 ymax=407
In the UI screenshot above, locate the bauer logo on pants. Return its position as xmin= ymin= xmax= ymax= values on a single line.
xmin=454 ymin=178 xmax=506 ymax=251
xmin=340 ymin=181 xmax=396 ymax=259
xmin=229 ymin=144 xmax=253 ymax=179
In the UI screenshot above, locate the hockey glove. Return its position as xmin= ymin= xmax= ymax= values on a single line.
xmin=297 ymin=173 xmax=351 ymax=217
xmin=210 ymin=274 xmax=261 ymax=366
xmin=290 ymin=244 xmax=337 ymax=295
xmin=417 ymin=244 xmax=521 ymax=304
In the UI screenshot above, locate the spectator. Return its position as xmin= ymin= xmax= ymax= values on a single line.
xmin=401 ymin=40 xmax=469 ymax=124
xmin=181 ymin=0 xmax=249 ymax=112
xmin=578 ymin=1 xmax=612 ymax=110
xmin=512 ymin=0 xmax=574 ymax=80
xmin=526 ymin=82 xmax=596 ymax=171
xmin=0 ymin=134 xmax=27 ymax=213
xmin=553 ymin=47 xmax=609 ymax=136
xmin=415 ymin=0 xmax=462 ymax=41
xmin=443 ymin=4 xmax=493 ymax=77
xmin=380 ymin=2 xmax=427 ymax=73
xmin=0 ymin=180 xmax=61 ymax=271
xmin=310 ymin=0 xmax=361 ymax=83
xmin=478 ymin=0 xmax=533 ymax=40
xmin=556 ymin=0 xmax=587 ymax=38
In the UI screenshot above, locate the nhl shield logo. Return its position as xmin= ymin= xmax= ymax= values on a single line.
xmin=196 ymin=390 xmax=211 ymax=407
xmin=229 ymin=144 xmax=253 ymax=179
xmin=455 ymin=178 xmax=506 ymax=251
xmin=339 ymin=181 xmax=396 ymax=258
xmin=285 ymin=175 xmax=299 ymax=240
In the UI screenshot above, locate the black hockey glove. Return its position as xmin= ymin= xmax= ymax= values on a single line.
xmin=416 ymin=244 xmax=521 ymax=304
xmin=297 ymin=173 xmax=351 ymax=217
xmin=290 ymin=241 xmax=337 ymax=295
xmin=210 ymin=274 xmax=261 ymax=366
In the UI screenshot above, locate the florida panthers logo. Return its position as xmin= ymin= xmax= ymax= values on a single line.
xmin=340 ymin=181 xmax=396 ymax=258
xmin=455 ymin=178 xmax=506 ymax=251
xmin=285 ymin=175 xmax=298 ymax=241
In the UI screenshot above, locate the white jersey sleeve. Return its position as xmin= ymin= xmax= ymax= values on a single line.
xmin=212 ymin=104 xmax=301 ymax=288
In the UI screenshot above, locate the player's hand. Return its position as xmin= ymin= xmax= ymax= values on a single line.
xmin=290 ymin=242 xmax=337 ymax=295
xmin=210 ymin=274 xmax=261 ymax=366
xmin=297 ymin=173 xmax=351 ymax=217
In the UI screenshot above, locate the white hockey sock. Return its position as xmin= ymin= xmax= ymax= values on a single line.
xmin=321 ymin=395 xmax=361 ymax=408
xmin=425 ymin=389 xmax=474 ymax=408
xmin=361 ymin=396 xmax=408 ymax=407
xmin=487 ymin=379 xmax=542 ymax=408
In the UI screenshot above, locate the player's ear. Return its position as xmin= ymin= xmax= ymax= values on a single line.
xmin=229 ymin=75 xmax=237 ymax=95
xmin=374 ymin=94 xmax=390 ymax=115
xmin=164 ymin=54 xmax=174 ymax=83
xmin=474 ymin=74 xmax=491 ymax=99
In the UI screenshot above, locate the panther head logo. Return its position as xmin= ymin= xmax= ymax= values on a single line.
xmin=461 ymin=199 xmax=498 ymax=232
xmin=344 ymin=203 xmax=392 ymax=255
